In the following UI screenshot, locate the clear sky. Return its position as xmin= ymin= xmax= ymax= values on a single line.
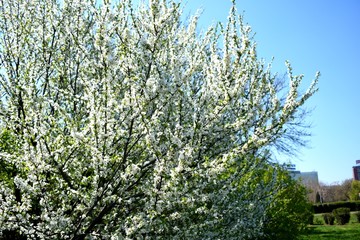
xmin=182 ymin=0 xmax=360 ymax=184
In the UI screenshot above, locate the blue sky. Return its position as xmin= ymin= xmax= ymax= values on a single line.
xmin=183 ymin=0 xmax=360 ymax=184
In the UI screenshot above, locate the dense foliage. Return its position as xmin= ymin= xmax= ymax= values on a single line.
xmin=262 ymin=166 xmax=313 ymax=239
xmin=0 ymin=0 xmax=318 ymax=239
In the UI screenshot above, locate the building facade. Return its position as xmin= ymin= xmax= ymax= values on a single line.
xmin=286 ymin=164 xmax=319 ymax=186
xmin=286 ymin=164 xmax=320 ymax=202
xmin=353 ymin=165 xmax=360 ymax=180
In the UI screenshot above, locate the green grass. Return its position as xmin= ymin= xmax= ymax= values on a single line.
xmin=300 ymin=212 xmax=360 ymax=240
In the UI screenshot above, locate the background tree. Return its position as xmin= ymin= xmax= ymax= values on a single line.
xmin=349 ymin=180 xmax=360 ymax=201
xmin=0 ymin=0 xmax=318 ymax=239
xmin=318 ymin=179 xmax=352 ymax=203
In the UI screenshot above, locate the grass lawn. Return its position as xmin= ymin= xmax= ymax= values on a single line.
xmin=300 ymin=212 xmax=360 ymax=239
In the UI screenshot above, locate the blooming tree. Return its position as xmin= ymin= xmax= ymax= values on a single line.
xmin=0 ymin=0 xmax=319 ymax=239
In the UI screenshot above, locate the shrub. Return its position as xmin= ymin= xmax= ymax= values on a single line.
xmin=355 ymin=211 xmax=360 ymax=223
xmin=322 ymin=213 xmax=335 ymax=225
xmin=332 ymin=208 xmax=350 ymax=225
xmin=308 ymin=214 xmax=314 ymax=225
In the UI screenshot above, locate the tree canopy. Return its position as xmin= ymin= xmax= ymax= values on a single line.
xmin=0 ymin=0 xmax=318 ymax=239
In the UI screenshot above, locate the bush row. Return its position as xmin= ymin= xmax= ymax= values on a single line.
xmin=313 ymin=201 xmax=360 ymax=213
xmin=321 ymin=208 xmax=360 ymax=226
xmin=322 ymin=208 xmax=350 ymax=225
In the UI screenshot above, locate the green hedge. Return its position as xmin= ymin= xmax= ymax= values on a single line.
xmin=313 ymin=201 xmax=360 ymax=214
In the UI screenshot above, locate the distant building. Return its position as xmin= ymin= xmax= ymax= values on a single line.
xmin=353 ymin=166 xmax=360 ymax=180
xmin=286 ymin=164 xmax=319 ymax=186
xmin=286 ymin=164 xmax=321 ymax=203
xmin=352 ymin=160 xmax=360 ymax=180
